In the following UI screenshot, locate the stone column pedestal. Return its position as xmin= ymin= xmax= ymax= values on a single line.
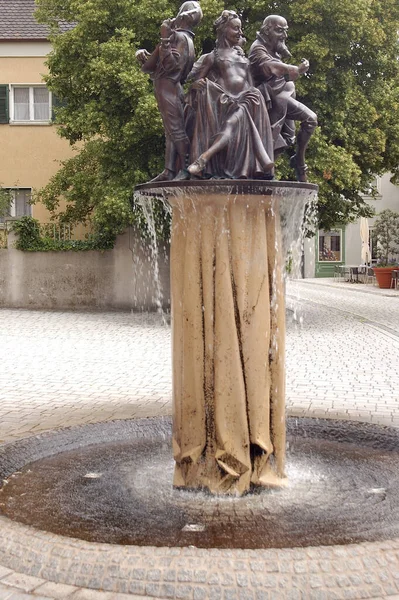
xmin=169 ymin=189 xmax=286 ymax=494
xmin=135 ymin=180 xmax=318 ymax=495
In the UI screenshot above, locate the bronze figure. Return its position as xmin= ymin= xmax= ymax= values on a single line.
xmin=136 ymin=2 xmax=203 ymax=182
xmin=186 ymin=10 xmax=274 ymax=179
xmin=248 ymin=15 xmax=317 ymax=181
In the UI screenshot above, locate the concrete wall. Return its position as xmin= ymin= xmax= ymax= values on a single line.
xmin=0 ymin=229 xmax=170 ymax=311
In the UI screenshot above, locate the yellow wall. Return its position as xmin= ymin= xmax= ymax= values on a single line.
xmin=0 ymin=54 xmax=76 ymax=223
xmin=1 ymin=55 xmax=50 ymax=83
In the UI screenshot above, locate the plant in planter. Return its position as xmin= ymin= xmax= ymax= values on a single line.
xmin=372 ymin=209 xmax=399 ymax=288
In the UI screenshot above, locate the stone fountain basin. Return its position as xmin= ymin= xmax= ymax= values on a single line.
xmin=0 ymin=416 xmax=398 ymax=549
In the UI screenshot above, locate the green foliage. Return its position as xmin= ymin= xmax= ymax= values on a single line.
xmin=11 ymin=215 xmax=115 ymax=251
xmin=372 ymin=209 xmax=399 ymax=265
xmin=35 ymin=0 xmax=399 ymax=233
xmin=0 ymin=188 xmax=12 ymax=219
xmin=11 ymin=216 xmax=42 ymax=250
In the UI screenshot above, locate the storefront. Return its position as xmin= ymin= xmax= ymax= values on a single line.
xmin=315 ymin=228 xmax=345 ymax=277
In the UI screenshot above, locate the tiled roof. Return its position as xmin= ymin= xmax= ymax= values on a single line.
xmin=0 ymin=0 xmax=73 ymax=40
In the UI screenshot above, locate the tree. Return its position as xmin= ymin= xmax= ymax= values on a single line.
xmin=35 ymin=0 xmax=399 ymax=237
xmin=0 ymin=188 xmax=12 ymax=221
xmin=372 ymin=209 xmax=399 ymax=265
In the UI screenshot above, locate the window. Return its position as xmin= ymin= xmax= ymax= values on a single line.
xmin=318 ymin=229 xmax=342 ymax=262
xmin=0 ymin=189 xmax=32 ymax=223
xmin=363 ymin=177 xmax=382 ymax=198
xmin=10 ymin=86 xmax=51 ymax=122
xmin=370 ymin=228 xmax=379 ymax=263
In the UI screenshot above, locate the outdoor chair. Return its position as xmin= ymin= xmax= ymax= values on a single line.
xmin=364 ymin=267 xmax=376 ymax=285
xmin=333 ymin=265 xmax=341 ymax=281
xmin=342 ymin=266 xmax=351 ymax=282
xmin=391 ymin=270 xmax=399 ymax=289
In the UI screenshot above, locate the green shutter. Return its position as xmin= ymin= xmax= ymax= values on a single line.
xmin=0 ymin=85 xmax=9 ymax=123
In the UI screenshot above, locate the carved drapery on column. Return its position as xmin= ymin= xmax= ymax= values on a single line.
xmin=170 ymin=190 xmax=286 ymax=494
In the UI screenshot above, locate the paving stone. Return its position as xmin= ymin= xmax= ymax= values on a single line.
xmin=193 ymin=588 xmax=208 ymax=600
xmin=175 ymin=585 xmax=194 ymax=599
xmin=223 ymin=590 xmax=238 ymax=600
xmin=1 ymin=576 xmax=45 ymax=593
xmin=158 ymin=583 xmax=176 ymax=598
xmin=0 ymin=583 xmax=14 ymax=600
xmin=236 ymin=589 xmax=254 ymax=600
xmin=0 ymin=571 xmax=13 ymax=584
xmin=68 ymin=591 xmax=114 ymax=600
xmin=7 ymin=594 xmax=49 ymax=600
xmin=254 ymin=592 xmax=270 ymax=600
xmin=32 ymin=582 xmax=79 ymax=598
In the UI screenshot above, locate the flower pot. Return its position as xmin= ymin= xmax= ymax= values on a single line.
xmin=373 ymin=267 xmax=398 ymax=289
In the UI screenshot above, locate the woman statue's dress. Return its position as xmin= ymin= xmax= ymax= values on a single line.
xmin=186 ymin=47 xmax=275 ymax=179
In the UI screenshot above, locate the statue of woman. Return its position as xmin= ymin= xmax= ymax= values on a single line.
xmin=186 ymin=10 xmax=274 ymax=179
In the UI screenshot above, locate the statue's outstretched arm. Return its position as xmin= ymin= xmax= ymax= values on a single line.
xmin=250 ymin=45 xmax=309 ymax=83
xmin=136 ymin=46 xmax=160 ymax=74
xmin=263 ymin=58 xmax=309 ymax=82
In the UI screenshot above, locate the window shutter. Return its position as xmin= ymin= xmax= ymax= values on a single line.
xmin=51 ymin=93 xmax=65 ymax=122
xmin=0 ymin=85 xmax=9 ymax=123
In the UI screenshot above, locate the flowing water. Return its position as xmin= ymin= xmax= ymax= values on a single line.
xmin=0 ymin=417 xmax=398 ymax=548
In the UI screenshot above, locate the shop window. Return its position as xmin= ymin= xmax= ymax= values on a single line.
xmin=318 ymin=229 xmax=342 ymax=262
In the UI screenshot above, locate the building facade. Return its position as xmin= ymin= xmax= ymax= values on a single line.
xmin=0 ymin=0 xmax=74 ymax=223
xmin=303 ymin=174 xmax=399 ymax=278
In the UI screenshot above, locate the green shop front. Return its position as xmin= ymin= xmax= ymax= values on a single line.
xmin=315 ymin=228 xmax=345 ymax=277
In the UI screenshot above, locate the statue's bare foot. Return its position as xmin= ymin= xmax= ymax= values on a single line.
xmin=187 ymin=155 xmax=207 ymax=176
xmin=290 ymin=155 xmax=308 ymax=182
xmin=150 ymin=169 xmax=175 ymax=183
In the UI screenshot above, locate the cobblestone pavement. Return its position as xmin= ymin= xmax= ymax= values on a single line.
xmin=285 ymin=279 xmax=399 ymax=428
xmin=0 ymin=278 xmax=399 ymax=600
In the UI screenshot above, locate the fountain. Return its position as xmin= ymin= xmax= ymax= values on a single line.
xmin=1 ymin=8 xmax=399 ymax=599
xmin=135 ymin=8 xmax=318 ymax=494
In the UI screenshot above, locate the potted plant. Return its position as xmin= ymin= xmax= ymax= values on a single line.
xmin=372 ymin=209 xmax=399 ymax=288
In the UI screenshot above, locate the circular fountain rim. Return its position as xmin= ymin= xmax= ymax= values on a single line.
xmin=0 ymin=415 xmax=399 ymax=596
xmin=135 ymin=179 xmax=318 ymax=197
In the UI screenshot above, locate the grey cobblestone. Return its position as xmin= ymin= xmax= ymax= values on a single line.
xmin=0 ymin=281 xmax=398 ymax=598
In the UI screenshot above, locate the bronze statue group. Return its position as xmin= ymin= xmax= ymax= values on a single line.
xmin=136 ymin=4 xmax=317 ymax=183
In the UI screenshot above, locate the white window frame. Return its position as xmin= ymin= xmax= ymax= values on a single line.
xmin=9 ymin=84 xmax=52 ymax=124
xmin=0 ymin=188 xmax=32 ymax=224
xmin=363 ymin=176 xmax=382 ymax=199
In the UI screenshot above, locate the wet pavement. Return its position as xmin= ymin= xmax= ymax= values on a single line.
xmin=0 ymin=278 xmax=398 ymax=599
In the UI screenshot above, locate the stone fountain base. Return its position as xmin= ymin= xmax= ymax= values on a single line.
xmin=1 ymin=416 xmax=399 ymax=549
xmin=136 ymin=180 xmax=318 ymax=494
